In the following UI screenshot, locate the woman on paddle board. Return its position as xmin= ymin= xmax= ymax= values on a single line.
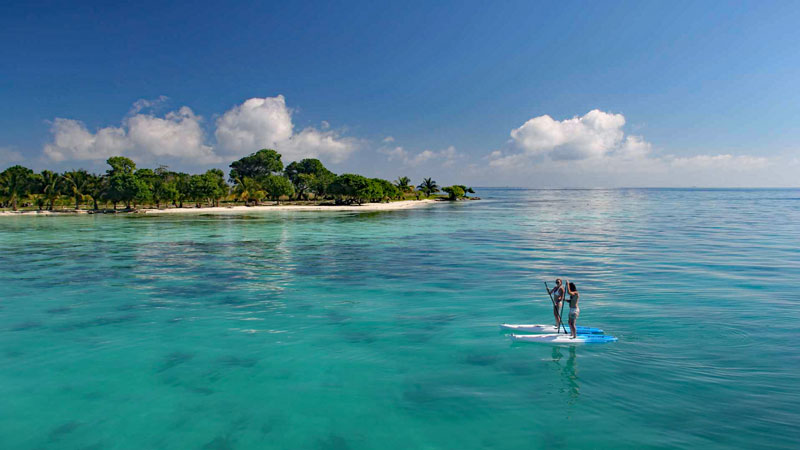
xmin=565 ymin=280 xmax=580 ymax=338
xmin=547 ymin=279 xmax=565 ymax=328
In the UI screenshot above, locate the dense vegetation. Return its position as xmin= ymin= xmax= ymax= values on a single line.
xmin=0 ymin=149 xmax=474 ymax=211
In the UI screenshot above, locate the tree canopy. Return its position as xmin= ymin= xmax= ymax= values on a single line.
xmin=1 ymin=149 xmax=472 ymax=211
xmin=417 ymin=177 xmax=440 ymax=197
xmin=229 ymin=149 xmax=283 ymax=182
xmin=0 ymin=165 xmax=35 ymax=210
xmin=285 ymin=158 xmax=336 ymax=200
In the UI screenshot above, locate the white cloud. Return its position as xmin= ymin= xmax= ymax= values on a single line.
xmin=43 ymin=95 xmax=359 ymax=167
xmin=484 ymin=109 xmax=782 ymax=187
xmin=380 ymin=146 xmax=407 ymax=162
xmin=380 ymin=144 xmax=459 ymax=167
xmin=510 ymin=109 xmax=626 ymax=160
xmin=615 ymin=135 xmax=652 ymax=160
xmin=126 ymin=107 xmax=216 ymax=161
xmin=44 ymin=105 xmax=218 ymax=164
xmin=128 ymin=95 xmax=169 ymax=115
xmin=281 ymin=126 xmax=357 ymax=163
xmin=215 ymin=95 xmax=357 ymax=163
xmin=667 ymin=154 xmax=769 ymax=170
xmin=44 ymin=119 xmax=130 ymax=162
xmin=215 ymin=96 xmax=293 ymax=155
xmin=382 ymin=136 xmax=395 ymax=143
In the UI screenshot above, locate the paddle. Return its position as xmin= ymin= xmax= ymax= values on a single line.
xmin=545 ymin=281 xmax=568 ymax=334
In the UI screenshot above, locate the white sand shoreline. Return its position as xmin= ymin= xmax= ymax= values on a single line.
xmin=142 ymin=199 xmax=437 ymax=214
xmin=0 ymin=199 xmax=438 ymax=216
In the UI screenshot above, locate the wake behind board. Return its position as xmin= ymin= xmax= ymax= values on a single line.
xmin=500 ymin=324 xmax=604 ymax=334
xmin=510 ymin=333 xmax=618 ymax=344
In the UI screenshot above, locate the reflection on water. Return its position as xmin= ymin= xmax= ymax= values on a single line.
xmin=552 ymin=346 xmax=580 ymax=401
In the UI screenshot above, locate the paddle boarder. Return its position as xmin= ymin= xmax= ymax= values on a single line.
xmin=565 ymin=280 xmax=580 ymax=339
xmin=547 ymin=279 xmax=565 ymax=329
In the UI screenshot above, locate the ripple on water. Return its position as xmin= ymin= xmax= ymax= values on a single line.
xmin=1 ymin=189 xmax=799 ymax=449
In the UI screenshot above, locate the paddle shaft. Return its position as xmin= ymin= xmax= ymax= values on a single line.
xmin=545 ymin=281 xmax=568 ymax=334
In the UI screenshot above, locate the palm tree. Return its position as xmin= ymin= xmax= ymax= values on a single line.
xmin=40 ymin=170 xmax=63 ymax=211
xmin=63 ymin=169 xmax=91 ymax=210
xmin=0 ymin=165 xmax=34 ymax=211
xmin=85 ymin=174 xmax=106 ymax=210
xmin=233 ymin=176 xmax=265 ymax=206
xmin=395 ymin=176 xmax=412 ymax=193
xmin=33 ymin=194 xmax=46 ymax=211
xmin=417 ymin=177 xmax=439 ymax=197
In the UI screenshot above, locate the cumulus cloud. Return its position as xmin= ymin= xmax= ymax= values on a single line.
xmin=380 ymin=144 xmax=459 ymax=167
xmin=44 ymin=104 xmax=218 ymax=164
xmin=214 ymin=95 xmax=357 ymax=163
xmin=43 ymin=95 xmax=359 ymax=167
xmin=484 ymin=109 xmax=778 ymax=186
xmin=44 ymin=119 xmax=130 ymax=162
xmin=214 ymin=96 xmax=293 ymax=155
xmin=508 ymin=109 xmax=627 ymax=160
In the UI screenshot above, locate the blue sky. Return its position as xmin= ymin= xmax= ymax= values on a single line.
xmin=1 ymin=0 xmax=799 ymax=186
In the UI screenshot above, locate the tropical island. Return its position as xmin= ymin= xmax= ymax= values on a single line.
xmin=0 ymin=149 xmax=477 ymax=214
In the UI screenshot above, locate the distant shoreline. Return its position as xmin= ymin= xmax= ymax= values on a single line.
xmin=0 ymin=199 xmax=441 ymax=216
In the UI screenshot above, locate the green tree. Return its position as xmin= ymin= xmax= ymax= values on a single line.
xmin=261 ymin=174 xmax=294 ymax=204
xmin=417 ymin=177 xmax=439 ymax=197
xmin=329 ymin=174 xmax=371 ymax=205
xmin=229 ymin=149 xmax=283 ymax=182
xmin=40 ymin=170 xmax=63 ymax=211
xmin=85 ymin=173 xmax=106 ymax=210
xmin=456 ymin=185 xmax=475 ymax=197
xmin=395 ymin=176 xmax=412 ymax=194
xmin=371 ymin=178 xmax=400 ymax=202
xmin=285 ymin=158 xmax=335 ymax=200
xmin=172 ymin=172 xmax=192 ymax=208
xmin=206 ymin=169 xmax=229 ymax=206
xmin=108 ymin=173 xmax=147 ymax=209
xmin=63 ymin=169 xmax=92 ymax=210
xmin=233 ymin=176 xmax=265 ymax=206
xmin=133 ymin=168 xmax=156 ymax=208
xmin=105 ymin=156 xmax=143 ymax=209
xmin=442 ymin=185 xmax=466 ymax=201
xmin=189 ymin=174 xmax=213 ymax=207
xmin=33 ymin=194 xmax=46 ymax=211
xmin=310 ymin=169 xmax=336 ymax=199
xmin=151 ymin=167 xmax=179 ymax=209
xmin=106 ymin=156 xmax=136 ymax=176
xmin=0 ymin=165 xmax=35 ymax=210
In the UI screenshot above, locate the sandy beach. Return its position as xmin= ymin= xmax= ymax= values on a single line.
xmin=142 ymin=199 xmax=436 ymax=214
xmin=0 ymin=199 xmax=437 ymax=216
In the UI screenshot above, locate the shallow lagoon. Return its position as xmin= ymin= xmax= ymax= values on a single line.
xmin=1 ymin=189 xmax=798 ymax=449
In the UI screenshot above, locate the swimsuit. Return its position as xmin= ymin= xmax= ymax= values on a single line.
xmin=568 ymin=293 xmax=579 ymax=319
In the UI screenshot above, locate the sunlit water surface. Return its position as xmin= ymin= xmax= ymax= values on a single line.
xmin=1 ymin=189 xmax=799 ymax=449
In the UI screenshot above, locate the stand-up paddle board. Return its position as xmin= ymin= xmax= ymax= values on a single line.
xmin=500 ymin=324 xmax=604 ymax=334
xmin=510 ymin=333 xmax=618 ymax=344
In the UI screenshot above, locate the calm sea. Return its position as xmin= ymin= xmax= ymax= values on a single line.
xmin=1 ymin=189 xmax=798 ymax=449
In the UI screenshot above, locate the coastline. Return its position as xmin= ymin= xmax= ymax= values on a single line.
xmin=142 ymin=199 xmax=437 ymax=214
xmin=0 ymin=199 xmax=438 ymax=216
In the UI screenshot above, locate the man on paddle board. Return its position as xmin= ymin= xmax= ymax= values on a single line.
xmin=565 ymin=280 xmax=580 ymax=339
xmin=547 ymin=279 xmax=565 ymax=328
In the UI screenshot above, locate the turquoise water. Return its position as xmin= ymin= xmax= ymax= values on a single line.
xmin=1 ymin=189 xmax=799 ymax=449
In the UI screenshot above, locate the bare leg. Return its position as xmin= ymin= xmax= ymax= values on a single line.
xmin=553 ymin=302 xmax=562 ymax=328
xmin=568 ymin=314 xmax=577 ymax=338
